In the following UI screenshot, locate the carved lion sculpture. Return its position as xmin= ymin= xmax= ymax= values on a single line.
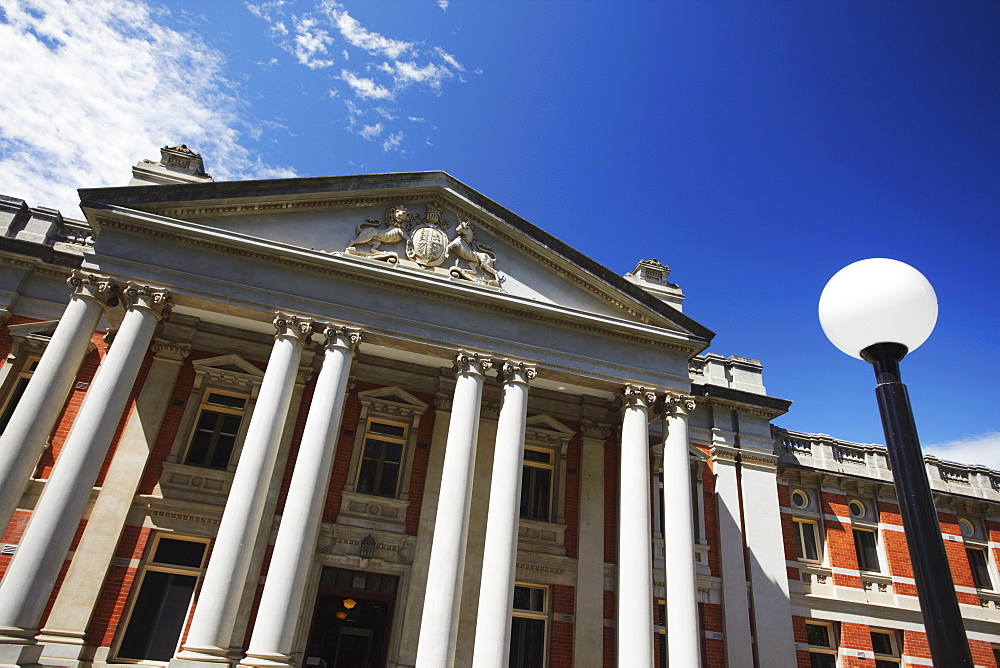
xmin=447 ymin=221 xmax=500 ymax=286
xmin=348 ymin=205 xmax=412 ymax=254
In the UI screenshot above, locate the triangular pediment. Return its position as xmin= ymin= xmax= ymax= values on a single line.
xmin=357 ymin=386 xmax=428 ymax=412
xmin=79 ymin=172 xmax=714 ymax=345
xmin=192 ymin=354 xmax=264 ymax=378
xmin=525 ymin=414 xmax=575 ymax=437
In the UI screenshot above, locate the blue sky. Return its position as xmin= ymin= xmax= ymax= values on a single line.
xmin=1 ymin=0 xmax=998 ymax=466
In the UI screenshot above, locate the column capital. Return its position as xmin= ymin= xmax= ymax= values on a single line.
xmin=453 ymin=350 xmax=492 ymax=378
xmin=123 ymin=282 xmax=172 ymax=320
xmin=656 ymin=392 xmax=696 ymax=417
xmin=316 ymin=323 xmax=362 ymax=355
xmin=580 ymin=419 xmax=611 ymax=441
xmin=494 ymin=359 xmax=537 ymax=386
xmin=151 ymin=338 xmax=192 ymax=361
xmin=616 ymin=384 xmax=657 ymax=410
xmin=67 ymin=270 xmax=119 ymax=307
xmin=273 ymin=313 xmax=313 ymax=344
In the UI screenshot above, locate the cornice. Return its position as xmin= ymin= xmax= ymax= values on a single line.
xmin=80 ymin=175 xmax=715 ymax=344
xmin=90 ymin=212 xmax=704 ymax=356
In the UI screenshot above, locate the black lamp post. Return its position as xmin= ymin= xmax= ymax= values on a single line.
xmin=819 ymin=258 xmax=972 ymax=667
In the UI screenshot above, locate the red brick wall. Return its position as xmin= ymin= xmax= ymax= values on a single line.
xmin=562 ymin=424 xmax=581 ymax=560
xmin=35 ymin=333 xmax=107 ymax=479
xmin=602 ymin=589 xmax=615 ymax=667
xmin=701 ymin=602 xmax=725 ymax=667
xmin=549 ymin=584 xmax=574 ymax=668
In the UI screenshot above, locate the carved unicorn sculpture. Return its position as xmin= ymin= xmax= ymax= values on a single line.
xmin=446 ymin=220 xmax=501 ymax=286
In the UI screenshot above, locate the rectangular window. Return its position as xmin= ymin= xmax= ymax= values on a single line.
xmin=115 ymin=535 xmax=209 ymax=662
xmin=183 ymin=390 xmax=248 ymax=469
xmin=870 ymin=628 xmax=901 ymax=667
xmin=356 ymin=418 xmax=407 ymax=498
xmin=510 ymin=584 xmax=547 ymax=668
xmin=967 ymin=546 xmax=993 ymax=590
xmin=794 ymin=518 xmax=821 ymax=562
xmin=806 ymin=620 xmax=837 ymax=668
xmin=520 ymin=447 xmax=553 ymax=522
xmin=0 ymin=357 xmax=39 ymax=434
xmin=853 ymin=528 xmax=880 ymax=572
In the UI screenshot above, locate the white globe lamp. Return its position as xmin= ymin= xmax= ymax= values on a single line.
xmin=818 ymin=258 xmax=937 ymax=360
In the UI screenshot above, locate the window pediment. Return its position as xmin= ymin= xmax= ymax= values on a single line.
xmin=357 ymin=386 xmax=428 ymax=419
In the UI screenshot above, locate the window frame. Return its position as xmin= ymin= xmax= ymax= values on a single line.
xmin=853 ymin=527 xmax=881 ymax=573
xmin=0 ymin=354 xmax=40 ymax=434
xmin=111 ymin=532 xmax=211 ymax=664
xmin=966 ymin=544 xmax=994 ymax=591
xmin=354 ymin=416 xmax=410 ymax=498
xmin=181 ymin=388 xmax=250 ymax=470
xmin=166 ymin=355 xmax=265 ymax=473
xmin=805 ymin=620 xmax=838 ymax=668
xmin=510 ymin=582 xmax=548 ymax=668
xmin=521 ymin=444 xmax=556 ymax=522
xmin=869 ymin=628 xmax=901 ymax=667
xmin=794 ymin=517 xmax=822 ymax=563
xmin=342 ymin=387 xmax=427 ymax=503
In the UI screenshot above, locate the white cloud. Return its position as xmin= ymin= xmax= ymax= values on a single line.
xmin=245 ymin=0 xmax=468 ymax=153
xmin=290 ymin=16 xmax=335 ymax=69
xmin=434 ymin=46 xmax=463 ymax=71
xmin=359 ymin=123 xmax=383 ymax=139
xmin=246 ymin=0 xmax=287 ymax=22
xmin=380 ymin=60 xmax=453 ymax=92
xmin=924 ymin=432 xmax=1000 ymax=470
xmin=340 ymin=70 xmax=393 ymax=99
xmin=0 ymin=0 xmax=294 ymax=215
xmin=326 ymin=7 xmax=413 ymax=59
xmin=382 ymin=130 xmax=404 ymax=152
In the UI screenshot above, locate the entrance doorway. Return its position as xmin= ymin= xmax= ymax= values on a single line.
xmin=305 ymin=567 xmax=398 ymax=668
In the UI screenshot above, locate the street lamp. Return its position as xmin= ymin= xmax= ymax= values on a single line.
xmin=819 ymin=258 xmax=972 ymax=667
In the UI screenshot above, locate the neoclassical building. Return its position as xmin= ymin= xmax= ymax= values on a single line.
xmin=0 ymin=146 xmax=998 ymax=668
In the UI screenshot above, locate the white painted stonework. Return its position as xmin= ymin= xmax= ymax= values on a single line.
xmin=0 ymin=153 xmax=995 ymax=668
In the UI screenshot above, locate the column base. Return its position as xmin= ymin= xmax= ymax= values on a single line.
xmin=35 ymin=630 xmax=94 ymax=668
xmin=240 ymin=650 xmax=293 ymax=668
xmin=0 ymin=641 xmax=42 ymax=668
xmin=170 ymin=645 xmax=235 ymax=668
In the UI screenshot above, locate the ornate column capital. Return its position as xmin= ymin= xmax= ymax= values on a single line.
xmin=273 ymin=313 xmax=313 ymax=344
xmin=151 ymin=338 xmax=191 ymax=361
xmin=616 ymin=384 xmax=657 ymax=411
xmin=122 ymin=282 xmax=172 ymax=320
xmin=494 ymin=359 xmax=537 ymax=386
xmin=580 ymin=419 xmax=611 ymax=441
xmin=67 ymin=271 xmax=120 ymax=307
xmin=656 ymin=392 xmax=696 ymax=417
xmin=452 ymin=350 xmax=492 ymax=378
xmin=316 ymin=323 xmax=362 ymax=355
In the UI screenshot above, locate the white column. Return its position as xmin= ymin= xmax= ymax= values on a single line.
xmin=0 ymin=282 xmax=169 ymax=643
xmin=38 ymin=339 xmax=191 ymax=663
xmin=415 ymin=351 xmax=491 ymax=668
xmin=173 ymin=314 xmax=312 ymax=667
xmin=617 ymin=385 xmax=655 ymax=668
xmin=659 ymin=395 xmax=700 ymax=667
xmin=740 ymin=452 xmax=797 ymax=667
xmin=472 ymin=360 xmax=536 ymax=668
xmin=0 ymin=271 xmax=117 ymax=530
xmin=241 ymin=325 xmax=359 ymax=668
xmin=711 ymin=444 xmax=754 ymax=667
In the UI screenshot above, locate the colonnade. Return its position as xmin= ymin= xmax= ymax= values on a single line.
xmin=0 ymin=270 xmax=705 ymax=668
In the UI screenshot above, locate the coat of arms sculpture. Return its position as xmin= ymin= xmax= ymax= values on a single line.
xmin=344 ymin=202 xmax=503 ymax=287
